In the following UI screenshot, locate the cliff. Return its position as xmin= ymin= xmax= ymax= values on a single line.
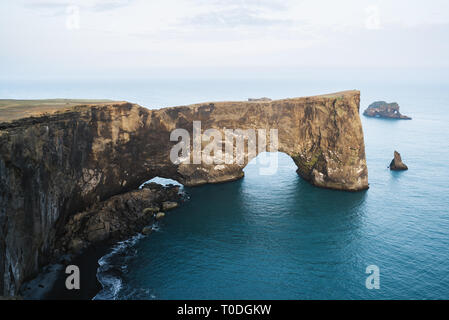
xmin=0 ymin=90 xmax=368 ymax=295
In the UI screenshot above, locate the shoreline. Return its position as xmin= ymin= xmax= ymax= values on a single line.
xmin=20 ymin=244 xmax=108 ymax=300
xmin=23 ymin=183 xmax=184 ymax=300
xmin=44 ymin=244 xmax=109 ymax=300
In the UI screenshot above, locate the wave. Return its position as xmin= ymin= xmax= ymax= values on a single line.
xmin=94 ymin=179 xmax=187 ymax=300
xmin=93 ymin=227 xmax=158 ymax=300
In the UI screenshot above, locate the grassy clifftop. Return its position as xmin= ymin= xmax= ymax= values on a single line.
xmin=0 ymin=99 xmax=121 ymax=122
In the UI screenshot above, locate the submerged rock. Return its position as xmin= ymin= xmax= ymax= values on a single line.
xmin=389 ymin=151 xmax=408 ymax=170
xmin=363 ymin=101 xmax=411 ymax=119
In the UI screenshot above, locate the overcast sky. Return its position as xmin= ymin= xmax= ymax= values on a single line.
xmin=1 ymin=0 xmax=449 ymax=79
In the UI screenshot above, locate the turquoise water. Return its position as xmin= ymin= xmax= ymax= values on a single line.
xmin=2 ymin=78 xmax=449 ymax=299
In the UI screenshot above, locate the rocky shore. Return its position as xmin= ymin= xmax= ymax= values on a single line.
xmin=58 ymin=182 xmax=181 ymax=255
xmin=20 ymin=182 xmax=182 ymax=299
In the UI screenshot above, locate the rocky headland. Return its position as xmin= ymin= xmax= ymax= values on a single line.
xmin=0 ymin=90 xmax=368 ymax=296
xmin=363 ymin=101 xmax=411 ymax=119
xmin=58 ymin=182 xmax=181 ymax=255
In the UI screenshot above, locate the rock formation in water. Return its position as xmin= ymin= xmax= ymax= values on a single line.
xmin=58 ymin=183 xmax=181 ymax=255
xmin=389 ymin=151 xmax=408 ymax=170
xmin=363 ymin=101 xmax=411 ymax=119
xmin=0 ymin=90 xmax=368 ymax=295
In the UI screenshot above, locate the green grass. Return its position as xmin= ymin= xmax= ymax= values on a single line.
xmin=0 ymin=99 xmax=121 ymax=122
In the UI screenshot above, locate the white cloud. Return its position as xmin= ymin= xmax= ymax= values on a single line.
xmin=1 ymin=0 xmax=449 ymax=78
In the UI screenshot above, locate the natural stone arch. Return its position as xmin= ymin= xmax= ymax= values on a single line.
xmin=0 ymin=90 xmax=368 ymax=295
xmin=141 ymin=90 xmax=368 ymax=191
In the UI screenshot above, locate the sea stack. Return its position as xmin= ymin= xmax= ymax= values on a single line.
xmin=363 ymin=101 xmax=411 ymax=119
xmin=389 ymin=151 xmax=408 ymax=170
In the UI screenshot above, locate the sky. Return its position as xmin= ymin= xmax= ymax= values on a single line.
xmin=1 ymin=0 xmax=449 ymax=79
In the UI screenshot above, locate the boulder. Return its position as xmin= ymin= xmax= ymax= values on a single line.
xmin=141 ymin=226 xmax=153 ymax=235
xmin=155 ymin=212 xmax=165 ymax=220
xmin=143 ymin=206 xmax=160 ymax=215
xmin=162 ymin=201 xmax=178 ymax=211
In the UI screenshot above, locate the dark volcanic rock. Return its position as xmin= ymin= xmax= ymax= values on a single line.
xmin=59 ymin=184 xmax=181 ymax=254
xmin=363 ymin=101 xmax=411 ymax=119
xmin=389 ymin=151 xmax=408 ymax=170
xmin=0 ymin=90 xmax=368 ymax=295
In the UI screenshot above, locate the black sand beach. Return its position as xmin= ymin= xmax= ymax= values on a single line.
xmin=44 ymin=245 xmax=109 ymax=300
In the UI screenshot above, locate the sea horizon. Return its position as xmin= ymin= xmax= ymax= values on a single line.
xmin=2 ymin=76 xmax=448 ymax=300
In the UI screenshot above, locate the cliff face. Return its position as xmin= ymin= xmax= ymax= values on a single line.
xmin=0 ymin=90 xmax=368 ymax=295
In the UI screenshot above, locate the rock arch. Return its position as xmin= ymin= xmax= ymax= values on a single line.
xmin=0 ymin=90 xmax=367 ymax=295
xmin=142 ymin=90 xmax=368 ymax=191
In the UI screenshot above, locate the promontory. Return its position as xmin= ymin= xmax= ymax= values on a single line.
xmin=0 ymin=90 xmax=368 ymax=296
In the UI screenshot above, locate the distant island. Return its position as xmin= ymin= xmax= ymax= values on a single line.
xmin=363 ymin=101 xmax=411 ymax=120
xmin=248 ymin=97 xmax=272 ymax=102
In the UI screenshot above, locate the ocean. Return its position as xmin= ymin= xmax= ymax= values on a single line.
xmin=2 ymin=76 xmax=449 ymax=299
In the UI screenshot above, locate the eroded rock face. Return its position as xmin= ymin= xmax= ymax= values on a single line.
xmin=58 ymin=184 xmax=181 ymax=255
xmin=0 ymin=90 xmax=368 ymax=295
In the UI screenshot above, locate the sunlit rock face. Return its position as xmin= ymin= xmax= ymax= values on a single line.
xmin=0 ymin=90 xmax=368 ymax=295
xmin=161 ymin=90 xmax=368 ymax=191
